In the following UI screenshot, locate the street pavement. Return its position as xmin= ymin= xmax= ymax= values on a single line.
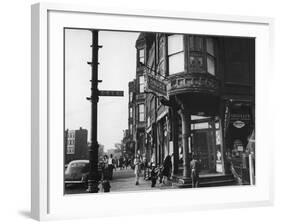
xmin=65 ymin=167 xmax=176 ymax=194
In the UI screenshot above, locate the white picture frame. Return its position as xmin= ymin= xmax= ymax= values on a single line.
xmin=31 ymin=2 xmax=274 ymax=221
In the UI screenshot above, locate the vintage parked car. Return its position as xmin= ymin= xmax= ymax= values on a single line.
xmin=64 ymin=160 xmax=102 ymax=188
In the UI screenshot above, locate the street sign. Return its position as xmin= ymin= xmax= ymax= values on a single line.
xmin=99 ymin=90 xmax=124 ymax=97
xmin=144 ymin=67 xmax=167 ymax=97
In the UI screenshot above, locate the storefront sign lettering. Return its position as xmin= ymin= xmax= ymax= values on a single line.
xmin=230 ymin=114 xmax=250 ymax=120
xmin=144 ymin=67 xmax=167 ymax=97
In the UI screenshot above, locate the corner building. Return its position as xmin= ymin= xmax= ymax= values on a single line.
xmin=130 ymin=33 xmax=254 ymax=184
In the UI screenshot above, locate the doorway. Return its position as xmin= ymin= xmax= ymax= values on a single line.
xmin=191 ymin=117 xmax=220 ymax=173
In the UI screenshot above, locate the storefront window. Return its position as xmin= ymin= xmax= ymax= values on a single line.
xmin=168 ymin=35 xmax=184 ymax=75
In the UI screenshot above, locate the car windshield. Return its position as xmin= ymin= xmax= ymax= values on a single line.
xmin=65 ymin=162 xmax=89 ymax=174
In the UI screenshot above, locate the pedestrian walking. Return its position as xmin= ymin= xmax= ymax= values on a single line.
xmin=108 ymin=154 xmax=114 ymax=180
xmin=162 ymin=154 xmax=172 ymax=185
xmin=134 ymin=150 xmax=142 ymax=185
xmin=119 ymin=157 xmax=124 ymax=170
xmin=125 ymin=157 xmax=129 ymax=169
xmin=113 ymin=157 xmax=117 ymax=171
xmin=150 ymin=153 xmax=157 ymax=187
xmin=101 ymin=155 xmax=109 ymax=180
xmin=150 ymin=164 xmax=158 ymax=187
xmin=142 ymin=155 xmax=148 ymax=180
xmin=101 ymin=154 xmax=111 ymax=192
xmin=190 ymin=154 xmax=201 ymax=188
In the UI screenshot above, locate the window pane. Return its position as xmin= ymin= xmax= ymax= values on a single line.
xmin=139 ymin=57 xmax=144 ymax=64
xmin=130 ymin=124 xmax=133 ymax=135
xmin=139 ymin=104 xmax=145 ymax=122
xmin=138 ymin=49 xmax=145 ymax=64
xmin=190 ymin=36 xmax=203 ymax=51
xmin=139 ymin=75 xmax=144 ymax=93
xmin=168 ymin=52 xmax=184 ymax=75
xmin=139 ymin=49 xmax=144 ymax=57
xmin=130 ymin=107 xmax=132 ymax=118
xmin=206 ymin=38 xmax=214 ymax=56
xmin=207 ymin=56 xmax=215 ymax=75
xmin=195 ymin=37 xmax=203 ymax=51
xmin=168 ymin=35 xmax=183 ymax=55
xmin=139 ymin=104 xmax=144 ymax=113
xmin=189 ymin=55 xmax=204 ymax=71
xmin=189 ymin=36 xmax=194 ymax=50
xmin=139 ymin=75 xmax=144 ymax=84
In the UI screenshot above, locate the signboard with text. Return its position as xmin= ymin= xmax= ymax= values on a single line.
xmin=144 ymin=67 xmax=167 ymax=97
xmin=99 ymin=90 xmax=124 ymax=97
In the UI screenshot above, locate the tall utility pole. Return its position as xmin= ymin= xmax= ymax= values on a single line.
xmin=86 ymin=29 xmax=124 ymax=193
xmin=87 ymin=29 xmax=101 ymax=193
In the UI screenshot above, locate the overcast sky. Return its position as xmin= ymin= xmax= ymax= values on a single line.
xmin=65 ymin=29 xmax=139 ymax=151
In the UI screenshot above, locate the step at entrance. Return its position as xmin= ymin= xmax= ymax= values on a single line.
xmin=172 ymin=174 xmax=237 ymax=188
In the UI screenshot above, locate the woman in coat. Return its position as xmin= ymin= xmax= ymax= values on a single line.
xmin=161 ymin=154 xmax=172 ymax=184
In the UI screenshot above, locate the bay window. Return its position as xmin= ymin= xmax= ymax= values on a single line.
xmin=188 ymin=36 xmax=216 ymax=75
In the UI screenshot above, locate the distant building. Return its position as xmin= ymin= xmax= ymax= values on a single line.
xmin=64 ymin=127 xmax=88 ymax=164
xmin=121 ymin=129 xmax=134 ymax=159
xmin=127 ymin=33 xmax=156 ymax=157
xmin=128 ymin=80 xmax=136 ymax=156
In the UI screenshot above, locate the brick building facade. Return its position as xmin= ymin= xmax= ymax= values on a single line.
xmin=64 ymin=127 xmax=89 ymax=165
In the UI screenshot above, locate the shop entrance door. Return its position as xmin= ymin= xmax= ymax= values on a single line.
xmin=191 ymin=119 xmax=217 ymax=173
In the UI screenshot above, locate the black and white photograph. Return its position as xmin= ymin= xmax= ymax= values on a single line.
xmin=64 ymin=28 xmax=255 ymax=194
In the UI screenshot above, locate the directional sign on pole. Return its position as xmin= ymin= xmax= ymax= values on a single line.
xmin=99 ymin=90 xmax=124 ymax=97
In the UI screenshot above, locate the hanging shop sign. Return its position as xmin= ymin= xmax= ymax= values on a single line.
xmin=144 ymin=67 xmax=167 ymax=97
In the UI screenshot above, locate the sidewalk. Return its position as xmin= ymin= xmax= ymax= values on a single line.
xmin=109 ymin=169 xmax=176 ymax=192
